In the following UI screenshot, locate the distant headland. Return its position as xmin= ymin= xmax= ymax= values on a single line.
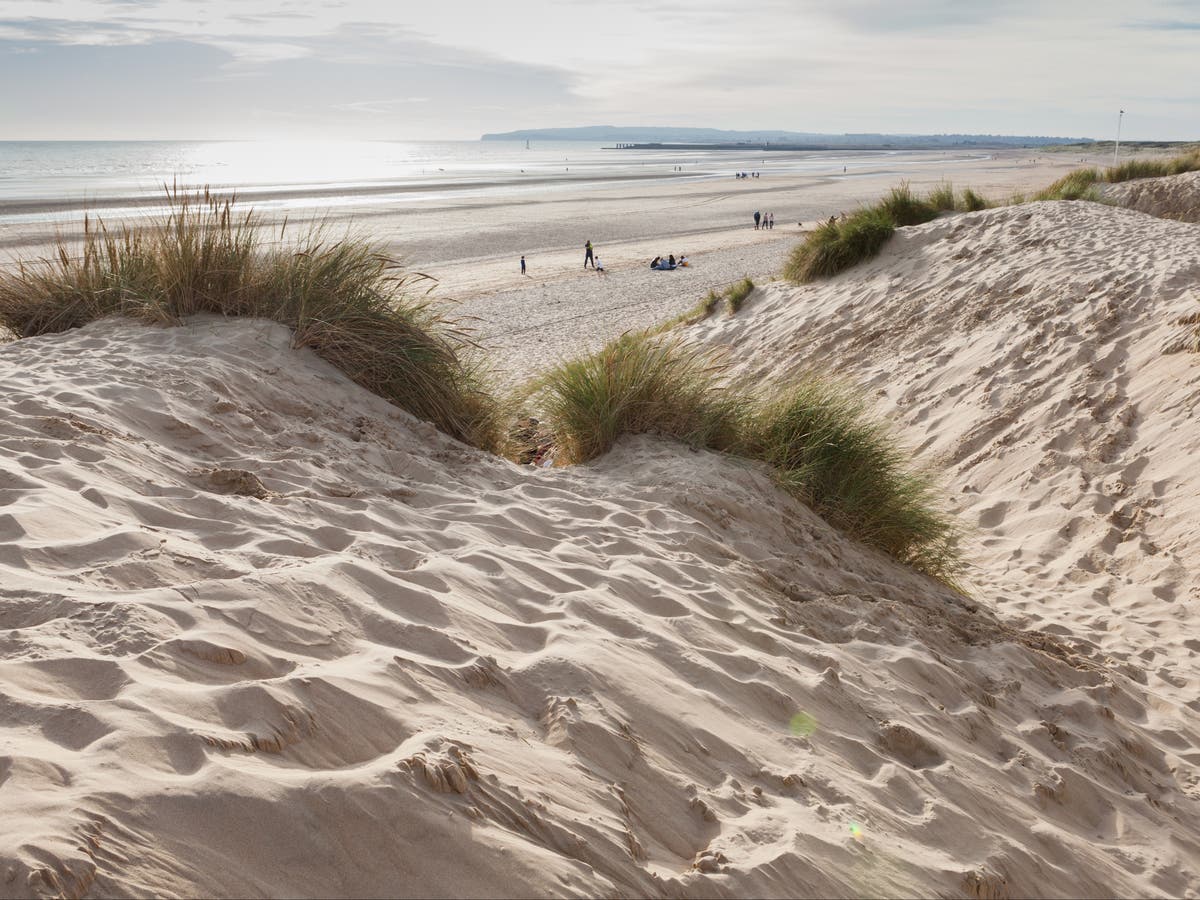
xmin=481 ymin=126 xmax=1093 ymax=150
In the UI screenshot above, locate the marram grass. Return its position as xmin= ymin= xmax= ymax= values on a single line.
xmin=725 ymin=277 xmax=756 ymax=314
xmin=529 ymin=334 xmax=739 ymax=464
xmin=741 ymin=378 xmax=962 ymax=582
xmin=530 ymin=333 xmax=963 ymax=584
xmin=0 ymin=187 xmax=503 ymax=449
xmin=784 ymin=206 xmax=895 ymax=284
xmin=1034 ymin=149 xmax=1200 ymax=201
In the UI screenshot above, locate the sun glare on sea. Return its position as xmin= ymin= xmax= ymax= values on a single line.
xmin=180 ymin=140 xmax=411 ymax=187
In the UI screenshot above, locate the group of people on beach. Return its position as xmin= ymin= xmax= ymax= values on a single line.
xmin=753 ymin=211 xmax=775 ymax=230
xmin=736 ymin=172 xmax=760 ymax=179
xmin=520 ymin=240 xmax=691 ymax=277
xmin=649 ymin=254 xmax=688 ymax=270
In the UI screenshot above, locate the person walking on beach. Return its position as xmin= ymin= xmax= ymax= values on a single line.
xmin=520 ymin=255 xmax=526 ymax=275
xmin=768 ymin=212 xmax=774 ymax=230
xmin=584 ymin=240 xmax=595 ymax=269
xmin=753 ymin=211 xmax=761 ymax=230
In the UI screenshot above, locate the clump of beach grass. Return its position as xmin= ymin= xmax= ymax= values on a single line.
xmin=959 ymin=188 xmax=990 ymax=211
xmin=529 ymin=333 xmax=963 ymax=584
xmin=741 ymin=379 xmax=961 ymax=582
xmin=528 ymin=333 xmax=738 ymax=464
xmin=1033 ymin=167 xmax=1102 ymax=201
xmin=725 ymin=277 xmax=755 ymax=314
xmin=1033 ymin=149 xmax=1200 ymax=201
xmin=784 ymin=179 xmax=998 ymax=285
xmin=784 ymin=207 xmax=895 ymax=283
xmin=0 ymin=186 xmax=502 ymax=449
xmin=927 ymin=182 xmax=957 ymax=213
xmin=879 ymin=182 xmax=940 ymax=226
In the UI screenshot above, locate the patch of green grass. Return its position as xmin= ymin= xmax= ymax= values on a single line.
xmin=1033 ymin=168 xmax=1102 ymax=201
xmin=783 ymin=180 xmax=995 ymax=284
xmin=784 ymin=207 xmax=895 ymax=284
xmin=1107 ymin=149 xmax=1200 ymax=181
xmin=958 ymin=188 xmax=990 ymax=211
xmin=0 ymin=187 xmax=502 ymax=449
xmin=725 ymin=277 xmax=755 ymax=314
xmin=530 ymin=334 xmax=963 ymax=584
xmin=741 ymin=379 xmax=961 ymax=583
xmin=879 ymin=182 xmax=940 ymax=226
xmin=529 ymin=333 xmax=738 ymax=464
xmin=1031 ymin=149 xmax=1200 ymax=203
xmin=927 ymin=182 xmax=957 ymax=213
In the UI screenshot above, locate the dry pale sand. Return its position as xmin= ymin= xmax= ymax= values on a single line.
xmin=1101 ymin=170 xmax=1200 ymax=224
xmin=4 ymin=162 xmax=1200 ymax=899
xmin=3 ymin=313 xmax=1199 ymax=899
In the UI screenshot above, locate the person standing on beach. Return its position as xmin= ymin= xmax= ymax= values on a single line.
xmin=584 ymin=240 xmax=595 ymax=269
xmin=520 ymin=255 xmax=526 ymax=275
xmin=768 ymin=212 xmax=774 ymax=230
xmin=753 ymin=211 xmax=761 ymax=230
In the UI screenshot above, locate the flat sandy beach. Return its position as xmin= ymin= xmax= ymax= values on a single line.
xmin=0 ymin=147 xmax=1112 ymax=384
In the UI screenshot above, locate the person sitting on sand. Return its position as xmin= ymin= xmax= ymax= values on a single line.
xmin=668 ymin=254 xmax=676 ymax=267
xmin=678 ymin=255 xmax=689 ymax=266
xmin=595 ymin=255 xmax=606 ymax=275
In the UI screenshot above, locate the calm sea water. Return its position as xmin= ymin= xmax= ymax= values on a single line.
xmin=0 ymin=140 xmax=982 ymax=224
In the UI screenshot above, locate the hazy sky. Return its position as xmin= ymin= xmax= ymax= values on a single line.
xmin=1 ymin=0 xmax=1197 ymax=141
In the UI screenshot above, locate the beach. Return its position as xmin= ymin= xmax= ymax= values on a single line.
xmin=0 ymin=145 xmax=1113 ymax=384
xmin=4 ymin=146 xmax=1200 ymax=898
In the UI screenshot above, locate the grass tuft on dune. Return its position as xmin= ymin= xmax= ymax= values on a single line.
xmin=784 ymin=181 xmax=995 ymax=285
xmin=532 ymin=333 xmax=962 ymax=583
xmin=1034 ymin=149 xmax=1200 ymax=201
xmin=0 ymin=187 xmax=503 ymax=450
xmin=529 ymin=334 xmax=739 ymax=463
xmin=742 ymin=379 xmax=962 ymax=583
xmin=725 ymin=277 xmax=756 ymax=314
xmin=784 ymin=207 xmax=895 ymax=283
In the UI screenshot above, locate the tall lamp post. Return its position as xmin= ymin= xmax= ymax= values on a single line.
xmin=1114 ymin=109 xmax=1124 ymax=167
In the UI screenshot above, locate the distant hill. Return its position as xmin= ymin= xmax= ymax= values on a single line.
xmin=481 ymin=126 xmax=1092 ymax=148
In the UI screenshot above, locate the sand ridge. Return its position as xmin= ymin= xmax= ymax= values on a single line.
xmin=1 ymin=310 xmax=1199 ymax=897
xmin=684 ymin=200 xmax=1200 ymax=689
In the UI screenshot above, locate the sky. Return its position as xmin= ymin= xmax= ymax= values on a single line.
xmin=1 ymin=0 xmax=1197 ymax=141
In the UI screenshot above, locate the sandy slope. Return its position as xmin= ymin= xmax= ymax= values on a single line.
xmin=685 ymin=201 xmax=1200 ymax=690
xmin=1101 ymin=170 xmax=1200 ymax=224
xmin=0 ymin=307 xmax=1195 ymax=897
xmin=3 ymin=315 xmax=1199 ymax=898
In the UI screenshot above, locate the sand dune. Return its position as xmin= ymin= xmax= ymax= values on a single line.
xmin=686 ymin=200 xmax=1200 ymax=683
xmin=1102 ymin=170 xmax=1200 ymax=224
xmin=2 ymin=287 xmax=1199 ymax=895
xmin=4 ymin=193 xmax=1200 ymax=898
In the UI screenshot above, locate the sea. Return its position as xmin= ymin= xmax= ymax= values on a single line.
xmin=0 ymin=140 xmax=988 ymax=226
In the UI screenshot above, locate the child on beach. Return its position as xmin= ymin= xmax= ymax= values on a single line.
xmin=595 ymin=256 xmax=606 ymax=275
